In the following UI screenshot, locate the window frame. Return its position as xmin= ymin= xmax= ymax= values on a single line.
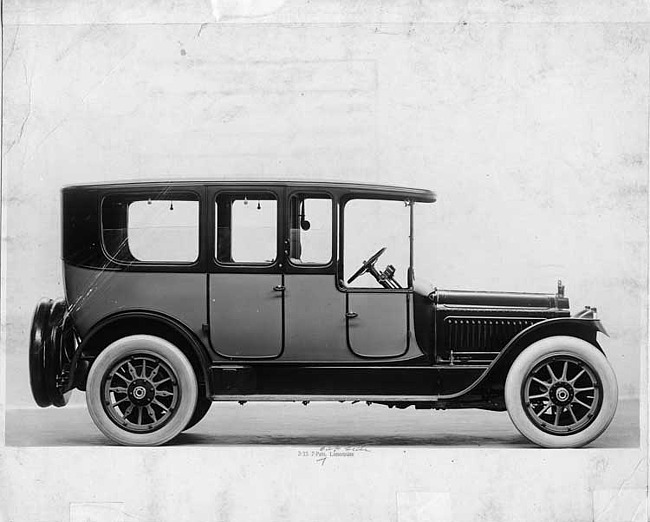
xmin=285 ymin=190 xmax=336 ymax=271
xmin=337 ymin=194 xmax=414 ymax=293
xmin=211 ymin=188 xmax=283 ymax=272
xmin=99 ymin=189 xmax=203 ymax=270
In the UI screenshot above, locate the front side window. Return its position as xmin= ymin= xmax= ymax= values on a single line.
xmin=343 ymin=198 xmax=410 ymax=288
xmin=216 ymin=193 xmax=278 ymax=264
xmin=288 ymin=194 xmax=333 ymax=265
xmin=102 ymin=194 xmax=200 ymax=264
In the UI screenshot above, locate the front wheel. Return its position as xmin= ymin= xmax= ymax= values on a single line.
xmin=505 ymin=336 xmax=618 ymax=448
xmin=86 ymin=335 xmax=198 ymax=446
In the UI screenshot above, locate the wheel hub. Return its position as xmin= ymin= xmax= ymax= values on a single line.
xmin=128 ymin=379 xmax=155 ymax=406
xmin=550 ymin=382 xmax=574 ymax=406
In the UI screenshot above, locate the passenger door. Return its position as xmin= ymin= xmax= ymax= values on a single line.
xmin=208 ymin=190 xmax=284 ymax=358
xmin=282 ymin=193 xmax=348 ymax=360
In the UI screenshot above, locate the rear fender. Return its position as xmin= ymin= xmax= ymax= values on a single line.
xmin=67 ymin=310 xmax=211 ymax=395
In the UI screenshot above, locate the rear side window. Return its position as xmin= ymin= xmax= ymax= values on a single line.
xmin=102 ymin=194 xmax=200 ymax=264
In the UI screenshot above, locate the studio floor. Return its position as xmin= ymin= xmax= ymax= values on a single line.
xmin=5 ymin=397 xmax=640 ymax=448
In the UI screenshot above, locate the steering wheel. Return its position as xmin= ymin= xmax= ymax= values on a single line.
xmin=347 ymin=247 xmax=387 ymax=285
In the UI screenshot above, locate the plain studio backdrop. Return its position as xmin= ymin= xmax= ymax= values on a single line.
xmin=0 ymin=1 xmax=647 ymax=522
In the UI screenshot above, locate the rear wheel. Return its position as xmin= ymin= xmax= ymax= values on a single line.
xmin=183 ymin=396 xmax=212 ymax=431
xmin=505 ymin=336 xmax=617 ymax=448
xmin=86 ymin=335 xmax=198 ymax=446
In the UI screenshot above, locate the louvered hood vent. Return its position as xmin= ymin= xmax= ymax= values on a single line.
xmin=445 ymin=317 xmax=540 ymax=352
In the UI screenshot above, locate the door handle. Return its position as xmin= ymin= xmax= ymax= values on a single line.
xmin=346 ymin=312 xmax=358 ymax=319
xmin=273 ymin=285 xmax=285 ymax=292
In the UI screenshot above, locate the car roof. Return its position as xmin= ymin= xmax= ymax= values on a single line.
xmin=62 ymin=179 xmax=437 ymax=203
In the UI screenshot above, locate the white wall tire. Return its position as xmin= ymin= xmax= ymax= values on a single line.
xmin=505 ymin=336 xmax=618 ymax=448
xmin=86 ymin=335 xmax=198 ymax=446
xmin=183 ymin=396 xmax=212 ymax=432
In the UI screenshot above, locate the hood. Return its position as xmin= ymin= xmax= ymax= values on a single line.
xmin=413 ymin=279 xmax=570 ymax=312
xmin=435 ymin=288 xmax=569 ymax=311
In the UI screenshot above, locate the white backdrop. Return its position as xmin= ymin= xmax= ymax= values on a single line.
xmin=3 ymin=2 xmax=646 ymax=406
xmin=1 ymin=1 xmax=648 ymax=521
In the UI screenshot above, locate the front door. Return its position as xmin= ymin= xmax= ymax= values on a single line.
xmin=346 ymin=291 xmax=410 ymax=357
xmin=342 ymin=197 xmax=411 ymax=358
xmin=208 ymin=190 xmax=284 ymax=358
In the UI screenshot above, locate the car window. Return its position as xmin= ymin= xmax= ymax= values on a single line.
xmin=102 ymin=195 xmax=199 ymax=264
xmin=343 ymin=199 xmax=410 ymax=288
xmin=288 ymin=195 xmax=332 ymax=265
xmin=216 ymin=193 xmax=277 ymax=264
xmin=129 ymin=200 xmax=199 ymax=262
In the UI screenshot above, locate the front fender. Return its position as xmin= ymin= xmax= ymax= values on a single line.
xmin=476 ymin=316 xmax=609 ymax=392
xmin=440 ymin=316 xmax=608 ymax=400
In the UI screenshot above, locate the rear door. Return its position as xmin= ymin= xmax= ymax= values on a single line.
xmin=208 ymin=189 xmax=284 ymax=358
xmin=283 ymin=192 xmax=349 ymax=360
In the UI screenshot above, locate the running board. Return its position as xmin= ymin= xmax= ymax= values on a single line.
xmin=210 ymin=394 xmax=440 ymax=402
xmin=208 ymin=366 xmax=486 ymax=397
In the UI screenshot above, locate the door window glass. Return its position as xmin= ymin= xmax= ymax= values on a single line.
xmin=216 ymin=193 xmax=277 ymax=264
xmin=343 ymin=199 xmax=410 ymax=288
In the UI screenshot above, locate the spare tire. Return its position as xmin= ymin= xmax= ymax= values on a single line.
xmin=45 ymin=300 xmax=73 ymax=407
xmin=29 ymin=299 xmax=54 ymax=407
xmin=29 ymin=298 xmax=75 ymax=408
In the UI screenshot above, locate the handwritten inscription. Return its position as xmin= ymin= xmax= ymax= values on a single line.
xmin=298 ymin=446 xmax=370 ymax=465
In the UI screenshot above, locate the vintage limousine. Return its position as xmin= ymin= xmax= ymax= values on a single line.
xmin=29 ymin=180 xmax=617 ymax=447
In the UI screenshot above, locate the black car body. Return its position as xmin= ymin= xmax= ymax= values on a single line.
xmin=29 ymin=180 xmax=617 ymax=447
